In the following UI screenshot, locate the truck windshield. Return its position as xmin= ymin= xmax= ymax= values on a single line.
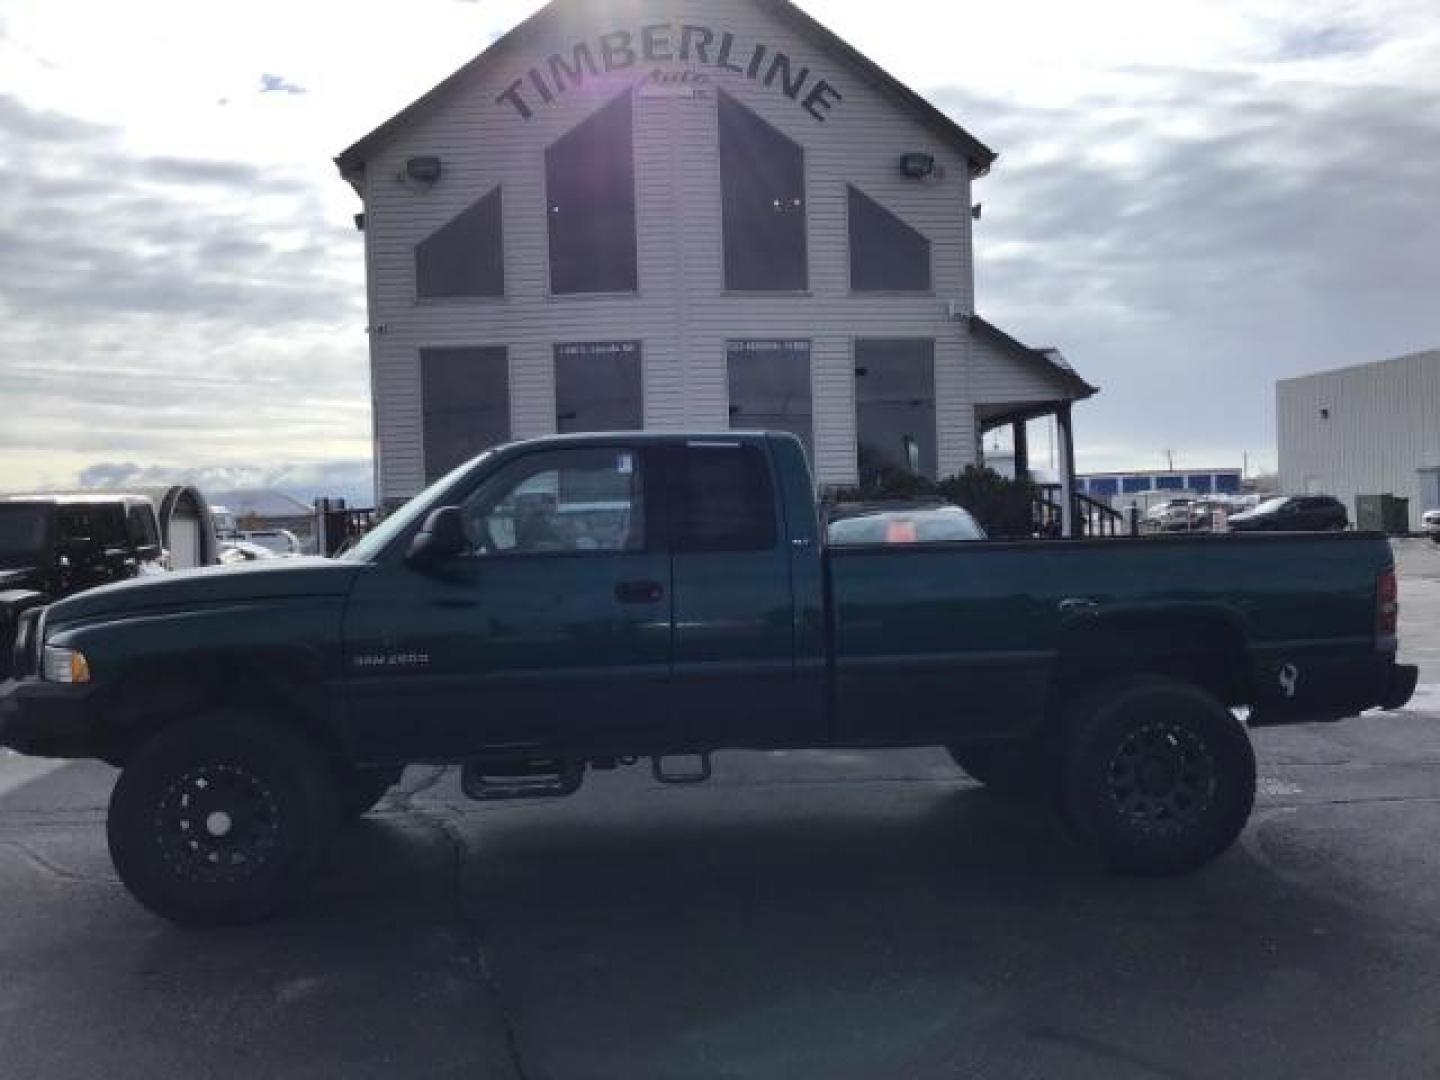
xmin=0 ymin=504 xmax=50 ymax=564
xmin=340 ymin=452 xmax=494 ymax=563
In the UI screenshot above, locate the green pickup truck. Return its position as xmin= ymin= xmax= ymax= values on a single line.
xmin=0 ymin=433 xmax=1418 ymax=925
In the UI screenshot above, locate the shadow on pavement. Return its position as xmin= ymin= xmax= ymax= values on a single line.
xmin=5 ymin=765 xmax=1440 ymax=1079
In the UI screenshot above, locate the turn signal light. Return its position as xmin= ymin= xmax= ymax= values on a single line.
xmin=42 ymin=646 xmax=91 ymax=684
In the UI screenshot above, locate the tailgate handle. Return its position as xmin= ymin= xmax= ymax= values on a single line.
xmin=615 ymin=580 xmax=665 ymax=604
xmin=1058 ymin=597 xmax=1099 ymax=613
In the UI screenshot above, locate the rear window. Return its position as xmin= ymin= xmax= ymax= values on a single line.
xmin=57 ymin=505 xmax=128 ymax=549
xmin=670 ymin=444 xmax=777 ymax=553
xmin=126 ymin=505 xmax=160 ymax=549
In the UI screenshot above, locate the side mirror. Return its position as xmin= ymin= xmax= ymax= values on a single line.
xmin=406 ymin=506 xmax=467 ymax=568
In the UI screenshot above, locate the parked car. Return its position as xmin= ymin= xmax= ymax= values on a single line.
xmin=1146 ymin=498 xmax=1193 ymax=523
xmin=0 ymin=432 xmax=1416 ymax=925
xmin=0 ymin=494 xmax=167 ymax=677
xmin=1423 ymin=509 xmax=1440 ymax=542
xmin=827 ymin=503 xmax=986 ymax=545
xmin=239 ymin=528 xmax=302 ymax=556
xmin=218 ymin=540 xmax=280 ymax=564
xmin=1227 ymin=494 xmax=1348 ymax=532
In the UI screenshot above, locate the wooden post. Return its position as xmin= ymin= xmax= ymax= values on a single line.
xmin=1012 ymin=420 xmax=1029 ymax=480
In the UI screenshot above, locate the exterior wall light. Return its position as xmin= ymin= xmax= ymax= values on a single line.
xmin=404 ymin=156 xmax=443 ymax=184
xmin=899 ymin=152 xmax=936 ymax=179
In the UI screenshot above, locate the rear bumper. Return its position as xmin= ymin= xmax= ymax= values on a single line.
xmin=1249 ymin=655 xmax=1419 ymax=727
xmin=1381 ymin=662 xmax=1420 ymax=710
xmin=0 ymin=678 xmax=101 ymax=759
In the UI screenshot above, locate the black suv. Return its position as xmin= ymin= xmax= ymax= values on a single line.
xmin=1 ymin=495 xmax=166 ymax=675
xmin=1227 ymin=494 xmax=1349 ymax=532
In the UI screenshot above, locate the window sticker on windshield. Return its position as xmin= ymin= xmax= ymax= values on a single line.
xmin=616 ymin=452 xmax=634 ymax=475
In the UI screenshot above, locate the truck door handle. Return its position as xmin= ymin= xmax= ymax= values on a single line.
xmin=1058 ymin=597 xmax=1099 ymax=613
xmin=615 ymin=580 xmax=664 ymax=604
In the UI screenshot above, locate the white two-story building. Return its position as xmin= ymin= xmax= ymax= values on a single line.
xmin=336 ymin=0 xmax=1096 ymax=515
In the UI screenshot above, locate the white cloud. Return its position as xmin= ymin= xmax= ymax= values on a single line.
xmin=0 ymin=0 xmax=1437 ymax=484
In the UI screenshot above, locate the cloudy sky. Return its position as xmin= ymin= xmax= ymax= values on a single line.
xmin=1 ymin=0 xmax=1437 ymax=497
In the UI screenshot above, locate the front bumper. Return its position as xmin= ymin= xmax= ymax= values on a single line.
xmin=0 ymin=677 xmax=101 ymax=759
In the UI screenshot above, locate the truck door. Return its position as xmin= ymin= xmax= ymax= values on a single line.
xmin=664 ymin=440 xmax=817 ymax=749
xmin=341 ymin=444 xmax=672 ymax=760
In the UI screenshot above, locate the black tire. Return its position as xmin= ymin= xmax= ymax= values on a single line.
xmin=947 ymin=741 xmax=1058 ymax=801
xmin=1063 ymin=676 xmax=1255 ymax=877
xmin=340 ymin=765 xmax=405 ymax=822
xmin=107 ymin=711 xmax=340 ymax=926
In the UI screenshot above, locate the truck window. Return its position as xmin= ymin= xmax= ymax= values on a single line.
xmin=670 ymin=444 xmax=778 ymax=553
xmin=463 ymin=447 xmax=645 ymax=555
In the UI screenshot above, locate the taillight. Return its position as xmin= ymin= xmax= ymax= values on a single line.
xmin=1377 ymin=566 xmax=1398 ymax=639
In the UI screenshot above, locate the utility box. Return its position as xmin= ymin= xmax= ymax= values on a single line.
xmin=1356 ymin=493 xmax=1410 ymax=534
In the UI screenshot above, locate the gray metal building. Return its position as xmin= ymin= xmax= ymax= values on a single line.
xmin=336 ymin=0 xmax=1096 ymax=511
xmin=1277 ymin=349 xmax=1440 ymax=530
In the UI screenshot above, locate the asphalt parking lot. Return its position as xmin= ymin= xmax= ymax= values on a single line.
xmin=3 ymin=540 xmax=1440 ymax=1079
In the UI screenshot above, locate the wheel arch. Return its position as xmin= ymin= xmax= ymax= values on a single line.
xmin=97 ymin=646 xmax=350 ymax=769
xmin=1054 ymin=605 xmax=1253 ymax=709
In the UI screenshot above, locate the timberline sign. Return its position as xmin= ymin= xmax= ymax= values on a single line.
xmin=497 ymin=23 xmax=843 ymax=123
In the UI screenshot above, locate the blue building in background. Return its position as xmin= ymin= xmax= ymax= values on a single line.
xmin=1077 ymin=468 xmax=1244 ymax=499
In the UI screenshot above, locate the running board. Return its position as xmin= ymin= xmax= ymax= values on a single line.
xmin=461 ymin=756 xmax=584 ymax=801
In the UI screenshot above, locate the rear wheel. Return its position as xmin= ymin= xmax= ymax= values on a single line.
xmin=107 ymin=711 xmax=339 ymax=926
xmin=1063 ymin=676 xmax=1255 ymax=876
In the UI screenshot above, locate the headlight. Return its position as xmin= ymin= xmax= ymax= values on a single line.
xmin=42 ymin=646 xmax=91 ymax=684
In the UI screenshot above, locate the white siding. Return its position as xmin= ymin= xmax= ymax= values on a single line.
xmin=358 ymin=0 xmax=994 ymax=498
xmin=1277 ymin=350 xmax=1440 ymax=530
xmin=970 ymin=331 xmax=1067 ymax=406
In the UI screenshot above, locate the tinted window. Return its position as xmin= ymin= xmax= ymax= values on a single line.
xmin=463 ymin=447 xmax=644 ymax=555
xmin=416 ymin=187 xmax=505 ymax=299
xmin=848 ymin=186 xmax=931 ymax=292
xmin=546 ymin=92 xmax=637 ymax=295
xmin=670 ymin=444 xmax=777 ymax=553
xmin=126 ymin=505 xmax=159 ymax=549
xmin=726 ymin=340 xmax=813 ymax=465
xmin=421 ymin=347 xmax=511 ymax=482
xmin=0 ymin=505 xmax=49 ymax=560
xmin=58 ymin=505 xmax=126 ymax=549
xmin=718 ymin=92 xmax=807 ymax=291
xmin=855 ymin=339 xmax=937 ymax=482
xmin=555 ymin=341 xmax=642 ymax=432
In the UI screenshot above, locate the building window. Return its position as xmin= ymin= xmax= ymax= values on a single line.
xmin=726 ymin=340 xmax=813 ymax=464
xmin=718 ymin=92 xmax=807 ymax=291
xmin=421 ymin=347 xmax=510 ymax=483
xmin=1121 ymin=476 xmax=1152 ymax=494
xmin=669 ymin=443 xmax=779 ymax=553
xmin=847 ymin=186 xmax=931 ymax=292
xmin=855 ymin=339 xmax=937 ymax=482
xmin=546 ymin=91 xmax=637 ymax=295
xmin=555 ymin=341 xmax=643 ymax=432
xmin=415 ymin=187 xmax=505 ymax=298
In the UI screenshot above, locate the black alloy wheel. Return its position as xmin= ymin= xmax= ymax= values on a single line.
xmin=108 ymin=711 xmax=339 ymax=926
xmin=1064 ymin=676 xmax=1255 ymax=876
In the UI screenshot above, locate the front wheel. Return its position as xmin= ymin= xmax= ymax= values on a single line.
xmin=107 ymin=711 xmax=340 ymax=926
xmin=1063 ymin=676 xmax=1255 ymax=876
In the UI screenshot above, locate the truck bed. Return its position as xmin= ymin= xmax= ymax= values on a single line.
xmin=827 ymin=531 xmax=1395 ymax=744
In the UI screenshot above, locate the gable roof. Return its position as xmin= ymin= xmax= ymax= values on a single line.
xmin=335 ymin=0 xmax=996 ymax=185
xmin=970 ymin=315 xmax=1098 ymax=400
